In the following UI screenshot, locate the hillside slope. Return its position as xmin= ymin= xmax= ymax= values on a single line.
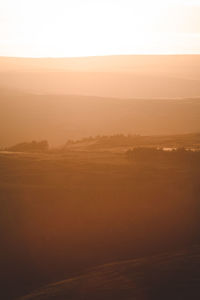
xmin=1 ymin=89 xmax=200 ymax=146
xmin=21 ymin=245 xmax=200 ymax=300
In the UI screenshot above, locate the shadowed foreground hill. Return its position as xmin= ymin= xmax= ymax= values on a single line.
xmin=0 ymin=147 xmax=200 ymax=299
xmin=21 ymin=245 xmax=200 ymax=300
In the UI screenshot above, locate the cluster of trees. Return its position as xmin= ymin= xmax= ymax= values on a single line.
xmin=6 ymin=140 xmax=49 ymax=153
xmin=65 ymin=134 xmax=142 ymax=147
xmin=65 ymin=133 xmax=200 ymax=149
xmin=126 ymin=147 xmax=200 ymax=162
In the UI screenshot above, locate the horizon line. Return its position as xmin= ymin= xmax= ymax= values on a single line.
xmin=1 ymin=53 xmax=200 ymax=59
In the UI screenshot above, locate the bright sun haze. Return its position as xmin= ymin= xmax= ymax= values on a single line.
xmin=0 ymin=0 xmax=200 ymax=57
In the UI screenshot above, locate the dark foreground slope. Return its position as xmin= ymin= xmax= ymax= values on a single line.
xmin=0 ymin=147 xmax=200 ymax=299
xmin=21 ymin=245 xmax=200 ymax=300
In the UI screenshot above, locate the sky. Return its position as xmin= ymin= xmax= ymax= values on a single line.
xmin=0 ymin=0 xmax=200 ymax=57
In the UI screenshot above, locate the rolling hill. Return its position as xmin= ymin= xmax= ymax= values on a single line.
xmin=0 ymin=55 xmax=200 ymax=97
xmin=20 ymin=245 xmax=200 ymax=300
xmin=1 ymin=88 xmax=200 ymax=147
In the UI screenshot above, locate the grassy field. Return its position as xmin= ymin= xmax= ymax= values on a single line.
xmin=0 ymin=138 xmax=200 ymax=299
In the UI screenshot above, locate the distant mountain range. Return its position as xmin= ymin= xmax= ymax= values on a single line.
xmin=0 ymin=55 xmax=200 ymax=98
xmin=1 ymin=88 xmax=200 ymax=147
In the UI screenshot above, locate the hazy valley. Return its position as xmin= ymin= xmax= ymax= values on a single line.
xmin=1 ymin=55 xmax=200 ymax=299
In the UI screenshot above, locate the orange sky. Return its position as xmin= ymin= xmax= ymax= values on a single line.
xmin=0 ymin=0 xmax=200 ymax=57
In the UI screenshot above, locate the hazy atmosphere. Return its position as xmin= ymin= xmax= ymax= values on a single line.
xmin=1 ymin=0 xmax=200 ymax=56
xmin=1 ymin=1 xmax=200 ymax=300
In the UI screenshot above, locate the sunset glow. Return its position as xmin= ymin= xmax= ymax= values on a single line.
xmin=0 ymin=0 xmax=200 ymax=57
